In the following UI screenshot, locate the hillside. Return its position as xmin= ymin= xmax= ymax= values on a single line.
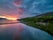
xmin=20 ymin=12 xmax=53 ymax=35
xmin=36 ymin=12 xmax=53 ymax=17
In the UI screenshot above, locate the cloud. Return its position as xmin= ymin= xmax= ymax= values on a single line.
xmin=22 ymin=0 xmax=53 ymax=14
xmin=0 ymin=0 xmax=24 ymax=18
xmin=0 ymin=0 xmax=53 ymax=18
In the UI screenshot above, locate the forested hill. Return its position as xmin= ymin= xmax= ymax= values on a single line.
xmin=20 ymin=12 xmax=53 ymax=35
xmin=36 ymin=12 xmax=53 ymax=17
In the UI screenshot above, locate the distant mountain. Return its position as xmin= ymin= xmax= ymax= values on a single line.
xmin=36 ymin=12 xmax=53 ymax=17
xmin=0 ymin=18 xmax=8 ymax=21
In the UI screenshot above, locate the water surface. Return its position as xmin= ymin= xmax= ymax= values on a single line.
xmin=0 ymin=23 xmax=53 ymax=40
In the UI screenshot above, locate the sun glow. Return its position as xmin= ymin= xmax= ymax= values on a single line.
xmin=0 ymin=16 xmax=17 ymax=20
xmin=0 ymin=16 xmax=6 ymax=18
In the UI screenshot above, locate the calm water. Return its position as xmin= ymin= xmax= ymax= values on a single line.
xmin=0 ymin=23 xmax=53 ymax=40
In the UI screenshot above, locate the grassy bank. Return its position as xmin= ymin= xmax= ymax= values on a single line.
xmin=20 ymin=12 xmax=53 ymax=35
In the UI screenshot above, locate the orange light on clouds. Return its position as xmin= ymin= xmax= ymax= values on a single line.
xmin=6 ymin=16 xmax=18 ymax=20
xmin=6 ymin=17 xmax=17 ymax=20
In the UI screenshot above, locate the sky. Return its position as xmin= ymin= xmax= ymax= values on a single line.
xmin=0 ymin=0 xmax=53 ymax=19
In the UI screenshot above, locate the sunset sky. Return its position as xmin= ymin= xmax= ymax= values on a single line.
xmin=0 ymin=0 xmax=53 ymax=20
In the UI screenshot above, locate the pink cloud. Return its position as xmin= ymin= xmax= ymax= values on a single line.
xmin=0 ymin=10 xmax=22 ymax=19
xmin=13 ymin=0 xmax=22 ymax=6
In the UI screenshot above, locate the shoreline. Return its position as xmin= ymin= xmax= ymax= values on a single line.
xmin=20 ymin=21 xmax=53 ymax=36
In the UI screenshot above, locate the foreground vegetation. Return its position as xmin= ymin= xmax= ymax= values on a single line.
xmin=20 ymin=12 xmax=53 ymax=35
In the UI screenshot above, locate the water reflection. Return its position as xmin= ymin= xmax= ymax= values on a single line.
xmin=0 ymin=23 xmax=53 ymax=40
